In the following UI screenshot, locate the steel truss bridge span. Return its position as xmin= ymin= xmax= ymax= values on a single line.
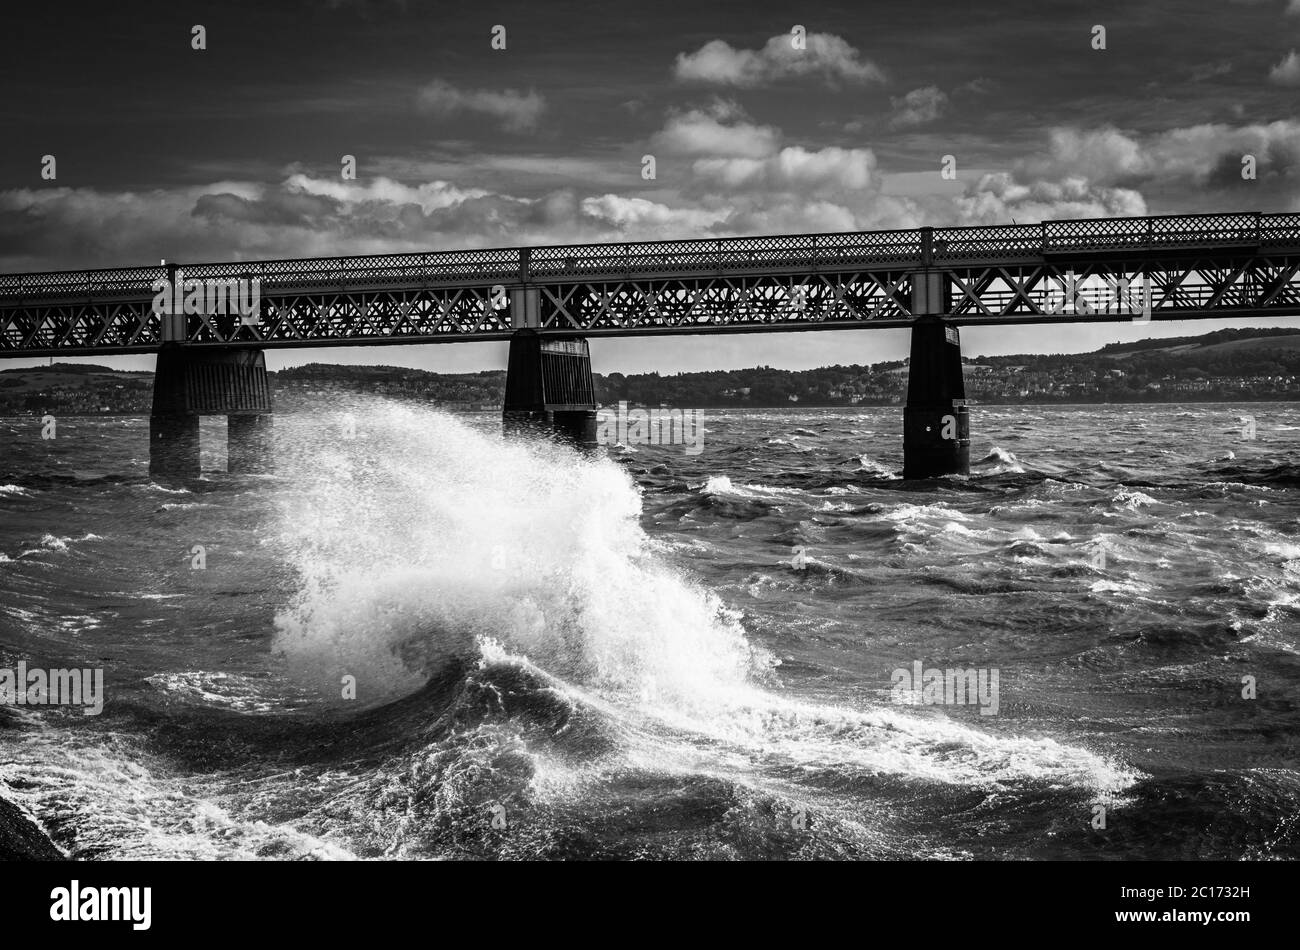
xmin=3 ymin=210 xmax=1300 ymax=357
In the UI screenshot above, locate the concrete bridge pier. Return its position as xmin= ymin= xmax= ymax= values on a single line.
xmin=903 ymin=260 xmax=970 ymax=478
xmin=502 ymin=328 xmax=598 ymax=450
xmin=149 ymin=345 xmax=274 ymax=480
xmin=903 ymin=320 xmax=970 ymax=477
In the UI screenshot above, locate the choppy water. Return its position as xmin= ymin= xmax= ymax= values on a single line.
xmin=1 ymin=402 xmax=1298 ymax=860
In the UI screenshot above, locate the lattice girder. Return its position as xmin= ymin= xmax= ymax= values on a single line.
xmin=4 ymin=213 xmax=1300 ymax=354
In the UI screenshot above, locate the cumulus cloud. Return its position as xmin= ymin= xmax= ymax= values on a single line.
xmin=1017 ymin=122 xmax=1300 ymax=194
xmin=651 ymin=105 xmax=879 ymax=189
xmin=950 ymin=119 xmax=1300 ymax=223
xmin=674 ymin=32 xmax=884 ymax=87
xmin=415 ymin=79 xmax=545 ymax=132
xmin=952 ymin=173 xmax=1147 ymax=226
xmin=888 ymin=86 xmax=949 ymax=129
xmin=913 ymin=130 xmax=1151 ymax=226
xmin=1018 ymin=127 xmax=1147 ymax=184
xmin=578 ymin=194 xmax=725 ymax=231
xmin=1269 ymin=50 xmax=1300 ymax=85
xmin=641 ymin=107 xmax=927 ymax=233
xmin=281 ymin=174 xmax=489 ymax=213
xmin=692 ymin=146 xmax=876 ymax=194
xmin=651 ymin=107 xmax=780 ymax=158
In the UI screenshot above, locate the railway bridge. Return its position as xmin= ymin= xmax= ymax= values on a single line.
xmin=3 ymin=210 xmax=1299 ymax=478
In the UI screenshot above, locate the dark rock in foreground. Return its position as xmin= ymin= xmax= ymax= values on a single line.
xmin=0 ymin=796 xmax=63 ymax=861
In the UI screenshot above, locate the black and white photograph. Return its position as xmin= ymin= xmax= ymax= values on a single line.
xmin=0 ymin=0 xmax=1293 ymax=928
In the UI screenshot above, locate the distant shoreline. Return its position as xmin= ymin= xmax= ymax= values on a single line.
xmin=3 ymin=399 xmax=1298 ymax=422
xmin=7 ymin=326 xmax=1300 ymax=412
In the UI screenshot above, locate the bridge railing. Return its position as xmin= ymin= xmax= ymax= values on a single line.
xmin=926 ymin=212 xmax=1300 ymax=261
xmin=1043 ymin=212 xmax=1262 ymax=253
xmin=932 ymin=224 xmax=1043 ymax=261
xmin=0 ymin=248 xmax=527 ymax=302
xmin=180 ymin=247 xmax=523 ymax=289
xmin=0 ymin=264 xmax=167 ymax=301
xmin=528 ymin=228 xmax=922 ymax=278
xmin=1261 ymin=212 xmax=1300 ymax=246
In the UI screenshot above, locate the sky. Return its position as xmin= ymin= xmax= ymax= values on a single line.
xmin=4 ymin=0 xmax=1300 ymax=375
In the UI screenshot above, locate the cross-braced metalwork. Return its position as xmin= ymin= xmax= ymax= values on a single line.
xmin=3 ymin=211 xmax=1300 ymax=355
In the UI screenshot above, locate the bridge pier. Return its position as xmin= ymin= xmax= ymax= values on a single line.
xmin=903 ymin=320 xmax=970 ymax=477
xmin=903 ymin=258 xmax=970 ymax=478
xmin=502 ymin=329 xmax=598 ymax=450
xmin=149 ymin=345 xmax=274 ymax=480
